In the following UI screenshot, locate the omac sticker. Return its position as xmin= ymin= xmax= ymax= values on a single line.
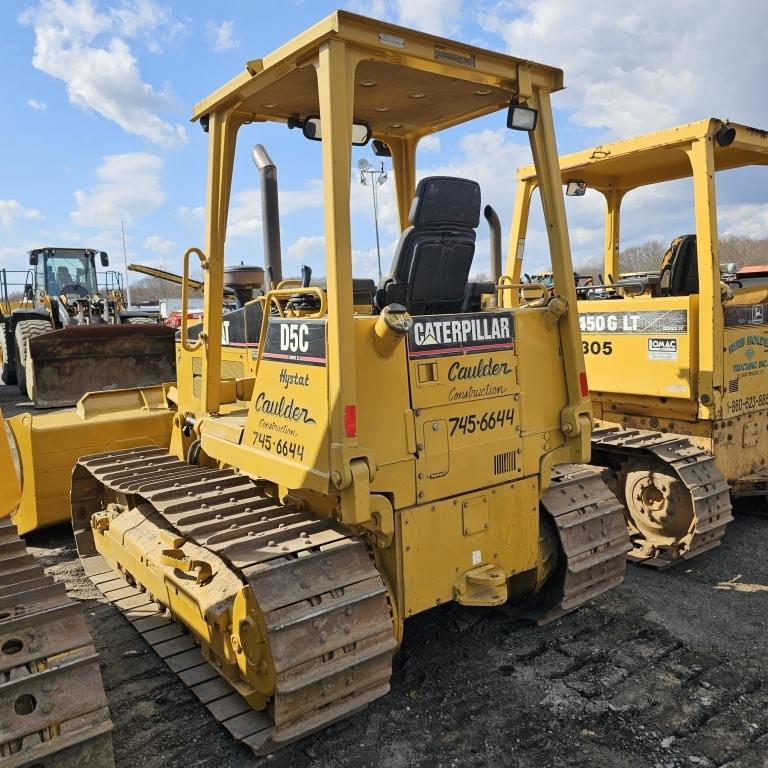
xmin=408 ymin=312 xmax=514 ymax=358
xmin=262 ymin=319 xmax=326 ymax=366
xmin=648 ymin=337 xmax=677 ymax=360
xmin=579 ymin=310 xmax=687 ymax=335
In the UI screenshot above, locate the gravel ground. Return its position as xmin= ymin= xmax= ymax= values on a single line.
xmin=4 ymin=382 xmax=768 ymax=768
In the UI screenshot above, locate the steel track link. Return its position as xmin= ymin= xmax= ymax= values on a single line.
xmin=0 ymin=516 xmax=114 ymax=768
xmin=536 ymin=463 xmax=629 ymax=624
xmin=591 ymin=426 xmax=733 ymax=568
xmin=70 ymin=446 xmax=396 ymax=755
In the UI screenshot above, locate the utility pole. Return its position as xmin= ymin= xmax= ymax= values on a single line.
xmin=121 ymin=219 xmax=132 ymax=307
xmin=358 ymin=159 xmax=388 ymax=281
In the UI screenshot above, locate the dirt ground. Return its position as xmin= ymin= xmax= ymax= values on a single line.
xmin=4 ymin=381 xmax=768 ymax=768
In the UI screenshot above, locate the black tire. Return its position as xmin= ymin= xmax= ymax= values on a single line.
xmin=0 ymin=327 xmax=16 ymax=385
xmin=14 ymin=319 xmax=53 ymax=397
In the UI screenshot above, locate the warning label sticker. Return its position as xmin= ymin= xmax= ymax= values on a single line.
xmin=648 ymin=337 xmax=678 ymax=360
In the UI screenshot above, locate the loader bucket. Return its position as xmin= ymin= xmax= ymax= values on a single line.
xmin=0 ymin=408 xmax=21 ymax=518
xmin=27 ymin=324 xmax=177 ymax=408
xmin=7 ymin=386 xmax=174 ymax=534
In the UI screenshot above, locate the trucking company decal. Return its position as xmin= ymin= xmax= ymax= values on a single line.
xmin=407 ymin=312 xmax=514 ymax=359
xmin=579 ymin=310 xmax=687 ymax=335
xmin=262 ymin=319 xmax=326 ymax=366
xmin=725 ymin=302 xmax=768 ymax=328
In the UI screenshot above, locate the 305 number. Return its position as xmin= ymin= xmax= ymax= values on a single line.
xmin=582 ymin=340 xmax=613 ymax=356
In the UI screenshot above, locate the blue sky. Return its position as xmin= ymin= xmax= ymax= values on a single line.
xmin=1 ymin=0 xmax=767 ymax=290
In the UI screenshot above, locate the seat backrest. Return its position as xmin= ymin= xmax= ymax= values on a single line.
xmin=660 ymin=234 xmax=698 ymax=296
xmin=376 ymin=176 xmax=481 ymax=315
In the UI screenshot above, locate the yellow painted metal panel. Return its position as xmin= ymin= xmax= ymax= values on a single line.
xmin=0 ymin=409 xmax=20 ymax=518
xmin=578 ymin=295 xmax=697 ymax=401
xmin=9 ymin=405 xmax=173 ymax=533
xmin=401 ymin=478 xmax=538 ymax=617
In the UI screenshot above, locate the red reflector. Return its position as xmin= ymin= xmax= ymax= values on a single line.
xmin=579 ymin=371 xmax=589 ymax=397
xmin=344 ymin=405 xmax=357 ymax=437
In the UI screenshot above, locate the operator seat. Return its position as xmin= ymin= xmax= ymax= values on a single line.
xmin=375 ymin=176 xmax=481 ymax=315
xmin=57 ymin=266 xmax=74 ymax=291
xmin=660 ymin=234 xmax=698 ymax=296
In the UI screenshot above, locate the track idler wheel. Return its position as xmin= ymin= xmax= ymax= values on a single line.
xmin=620 ymin=458 xmax=694 ymax=561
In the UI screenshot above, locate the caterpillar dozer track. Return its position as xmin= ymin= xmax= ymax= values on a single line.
xmin=0 ymin=246 xmax=175 ymax=408
xmin=2 ymin=10 xmax=628 ymax=753
xmin=0 ymin=429 xmax=114 ymax=767
xmin=507 ymin=118 xmax=768 ymax=566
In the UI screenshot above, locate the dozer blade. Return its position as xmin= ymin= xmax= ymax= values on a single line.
xmin=0 ymin=408 xmax=21 ymax=519
xmin=7 ymin=387 xmax=173 ymax=534
xmin=27 ymin=324 xmax=176 ymax=409
xmin=0 ymin=516 xmax=115 ymax=766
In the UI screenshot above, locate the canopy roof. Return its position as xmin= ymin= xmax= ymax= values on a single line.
xmin=192 ymin=10 xmax=564 ymax=142
xmin=516 ymin=119 xmax=768 ymax=191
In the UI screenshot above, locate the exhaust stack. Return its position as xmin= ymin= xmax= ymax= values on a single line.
xmin=484 ymin=204 xmax=502 ymax=283
xmin=252 ymin=145 xmax=283 ymax=289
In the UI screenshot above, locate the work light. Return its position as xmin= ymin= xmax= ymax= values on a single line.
xmin=507 ymin=101 xmax=538 ymax=131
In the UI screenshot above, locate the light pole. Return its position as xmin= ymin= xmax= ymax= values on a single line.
xmin=358 ymin=159 xmax=388 ymax=280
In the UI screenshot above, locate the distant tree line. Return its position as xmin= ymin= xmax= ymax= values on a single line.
xmin=576 ymin=235 xmax=768 ymax=278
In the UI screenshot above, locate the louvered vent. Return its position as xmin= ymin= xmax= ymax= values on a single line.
xmin=494 ymin=451 xmax=516 ymax=475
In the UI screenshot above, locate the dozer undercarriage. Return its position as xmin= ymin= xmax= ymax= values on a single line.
xmin=591 ymin=427 xmax=732 ymax=567
xmin=70 ymin=447 xmax=626 ymax=754
xmin=0 ymin=517 xmax=114 ymax=767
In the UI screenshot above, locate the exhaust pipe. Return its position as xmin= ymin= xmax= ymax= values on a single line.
xmin=252 ymin=145 xmax=283 ymax=289
xmin=484 ymin=204 xmax=502 ymax=283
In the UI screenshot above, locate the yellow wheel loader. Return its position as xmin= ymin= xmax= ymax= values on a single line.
xmin=0 ymin=413 xmax=114 ymax=766
xmin=0 ymin=246 xmax=175 ymax=408
xmin=507 ymin=118 xmax=768 ymax=567
xmin=1 ymin=11 xmax=628 ymax=753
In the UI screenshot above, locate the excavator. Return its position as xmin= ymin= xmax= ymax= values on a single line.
xmin=2 ymin=11 xmax=628 ymax=753
xmin=507 ymin=118 xmax=768 ymax=567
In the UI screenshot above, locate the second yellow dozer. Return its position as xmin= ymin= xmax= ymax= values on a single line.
xmin=507 ymin=118 xmax=768 ymax=567
xmin=2 ymin=11 xmax=628 ymax=753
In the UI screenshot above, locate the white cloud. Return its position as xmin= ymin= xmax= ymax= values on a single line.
xmin=19 ymin=0 xmax=188 ymax=148
xmin=27 ymin=98 xmax=47 ymax=111
xmin=206 ymin=19 xmax=238 ymax=52
xmin=719 ymin=204 xmax=768 ymax=239
xmin=286 ymin=235 xmax=325 ymax=263
xmin=418 ymin=135 xmax=441 ymax=154
xmin=0 ymin=200 xmax=43 ymax=230
xmin=396 ymin=0 xmax=462 ymax=36
xmin=227 ymin=181 xmax=323 ymax=238
xmin=177 ymin=205 xmax=205 ymax=222
xmin=72 ymin=152 xmax=165 ymax=228
xmin=346 ymin=0 xmax=463 ymax=36
xmin=481 ymin=0 xmax=768 ymax=139
xmin=143 ymin=234 xmax=176 ymax=254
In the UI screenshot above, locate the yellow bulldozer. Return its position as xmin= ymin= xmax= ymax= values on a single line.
xmin=508 ymin=118 xmax=768 ymax=567
xmin=0 ymin=246 xmax=175 ymax=408
xmin=1 ymin=11 xmax=628 ymax=753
